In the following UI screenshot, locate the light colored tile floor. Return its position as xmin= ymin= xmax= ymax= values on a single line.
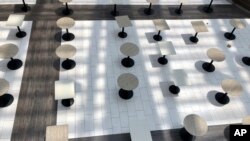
xmin=69 ymin=0 xmax=231 ymax=5
xmin=57 ymin=19 xmax=250 ymax=138
xmin=0 ymin=21 xmax=32 ymax=141
xmin=0 ymin=0 xmax=36 ymax=4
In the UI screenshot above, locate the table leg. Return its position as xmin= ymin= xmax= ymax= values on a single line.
xmin=0 ymin=94 xmax=14 ymax=108
xmin=62 ymin=28 xmax=75 ymax=41
xmin=144 ymin=3 xmax=154 ymax=15
xmin=203 ymin=0 xmax=214 ymax=13
xmin=118 ymin=27 xmax=127 ymax=38
xmin=16 ymin=26 xmax=27 ymax=38
xmin=61 ymin=98 xmax=74 ymax=107
xmin=7 ymin=57 xmax=23 ymax=70
xmin=121 ymin=56 xmax=135 ymax=68
xmin=153 ymin=30 xmax=162 ymax=41
xmin=62 ymin=58 xmax=76 ymax=70
xmin=202 ymin=60 xmax=215 ymax=72
xmin=242 ymin=57 xmax=250 ymax=66
xmin=175 ymin=3 xmax=183 ymax=15
xmin=111 ymin=4 xmax=119 ymax=16
xmin=62 ymin=2 xmax=73 ymax=15
xmin=169 ymin=85 xmax=180 ymax=94
xmin=21 ymin=0 xmax=30 ymax=12
xmin=224 ymin=27 xmax=236 ymax=40
xmin=180 ymin=128 xmax=196 ymax=141
xmin=189 ymin=32 xmax=199 ymax=43
xmin=215 ymin=92 xmax=230 ymax=104
xmin=158 ymin=55 xmax=168 ymax=65
xmin=119 ymin=89 xmax=133 ymax=99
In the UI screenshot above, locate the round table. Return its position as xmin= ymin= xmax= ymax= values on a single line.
xmin=117 ymin=73 xmax=139 ymax=99
xmin=120 ymin=42 xmax=139 ymax=68
xmin=56 ymin=44 xmax=76 ymax=70
xmin=202 ymin=48 xmax=225 ymax=72
xmin=181 ymin=114 xmax=208 ymax=141
xmin=59 ymin=0 xmax=73 ymax=15
xmin=56 ymin=17 xmax=75 ymax=41
xmin=242 ymin=116 xmax=250 ymax=125
xmin=224 ymin=19 xmax=246 ymax=40
xmin=215 ymin=79 xmax=243 ymax=105
xmin=0 ymin=43 xmax=23 ymax=70
xmin=0 ymin=79 xmax=14 ymax=108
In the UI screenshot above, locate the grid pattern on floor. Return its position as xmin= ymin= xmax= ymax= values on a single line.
xmin=0 ymin=21 xmax=32 ymax=141
xmin=56 ymin=19 xmax=250 ymax=138
xmin=69 ymin=0 xmax=231 ymax=5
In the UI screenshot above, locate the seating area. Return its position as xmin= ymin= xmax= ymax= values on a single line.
xmin=0 ymin=0 xmax=250 ymax=141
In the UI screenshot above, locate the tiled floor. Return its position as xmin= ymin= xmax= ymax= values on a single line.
xmin=0 ymin=0 xmax=36 ymax=4
xmin=0 ymin=21 xmax=32 ymax=141
xmin=56 ymin=19 xmax=250 ymax=139
xmin=69 ymin=0 xmax=231 ymax=5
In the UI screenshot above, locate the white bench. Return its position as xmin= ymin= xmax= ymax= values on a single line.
xmin=129 ymin=119 xmax=152 ymax=141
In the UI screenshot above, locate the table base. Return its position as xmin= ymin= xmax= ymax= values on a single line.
xmin=7 ymin=59 xmax=23 ymax=70
xmin=202 ymin=62 xmax=215 ymax=72
xmin=21 ymin=5 xmax=31 ymax=12
xmin=16 ymin=31 xmax=27 ymax=38
xmin=121 ymin=57 xmax=134 ymax=68
xmin=62 ymin=59 xmax=76 ymax=70
xmin=189 ymin=36 xmax=199 ymax=43
xmin=153 ymin=34 xmax=162 ymax=41
xmin=203 ymin=6 xmax=213 ymax=13
xmin=169 ymin=85 xmax=180 ymax=94
xmin=118 ymin=31 xmax=127 ymax=38
xmin=215 ymin=92 xmax=230 ymax=105
xmin=111 ymin=11 xmax=119 ymax=16
xmin=0 ymin=94 xmax=14 ymax=108
xmin=61 ymin=98 xmax=74 ymax=107
xmin=62 ymin=9 xmax=73 ymax=16
xmin=175 ymin=9 xmax=183 ymax=15
xmin=62 ymin=33 xmax=75 ymax=41
xmin=158 ymin=56 xmax=168 ymax=65
xmin=224 ymin=32 xmax=236 ymax=40
xmin=242 ymin=57 xmax=250 ymax=66
xmin=144 ymin=8 xmax=154 ymax=15
xmin=180 ymin=128 xmax=196 ymax=141
xmin=119 ymin=89 xmax=133 ymax=100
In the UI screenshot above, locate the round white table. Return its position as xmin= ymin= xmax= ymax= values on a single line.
xmin=120 ymin=42 xmax=139 ymax=68
xmin=59 ymin=0 xmax=73 ymax=15
xmin=117 ymin=73 xmax=139 ymax=99
xmin=224 ymin=19 xmax=246 ymax=40
xmin=202 ymin=48 xmax=225 ymax=72
xmin=0 ymin=43 xmax=23 ymax=70
xmin=56 ymin=44 xmax=76 ymax=70
xmin=0 ymin=79 xmax=14 ymax=108
xmin=215 ymin=79 xmax=243 ymax=105
xmin=181 ymin=114 xmax=208 ymax=141
xmin=56 ymin=17 xmax=75 ymax=41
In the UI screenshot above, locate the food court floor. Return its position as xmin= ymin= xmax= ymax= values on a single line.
xmin=0 ymin=0 xmax=250 ymax=141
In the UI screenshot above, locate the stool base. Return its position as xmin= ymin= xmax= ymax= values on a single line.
xmin=119 ymin=89 xmax=133 ymax=100
xmin=202 ymin=62 xmax=215 ymax=72
xmin=215 ymin=92 xmax=230 ymax=105
xmin=61 ymin=98 xmax=74 ymax=107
